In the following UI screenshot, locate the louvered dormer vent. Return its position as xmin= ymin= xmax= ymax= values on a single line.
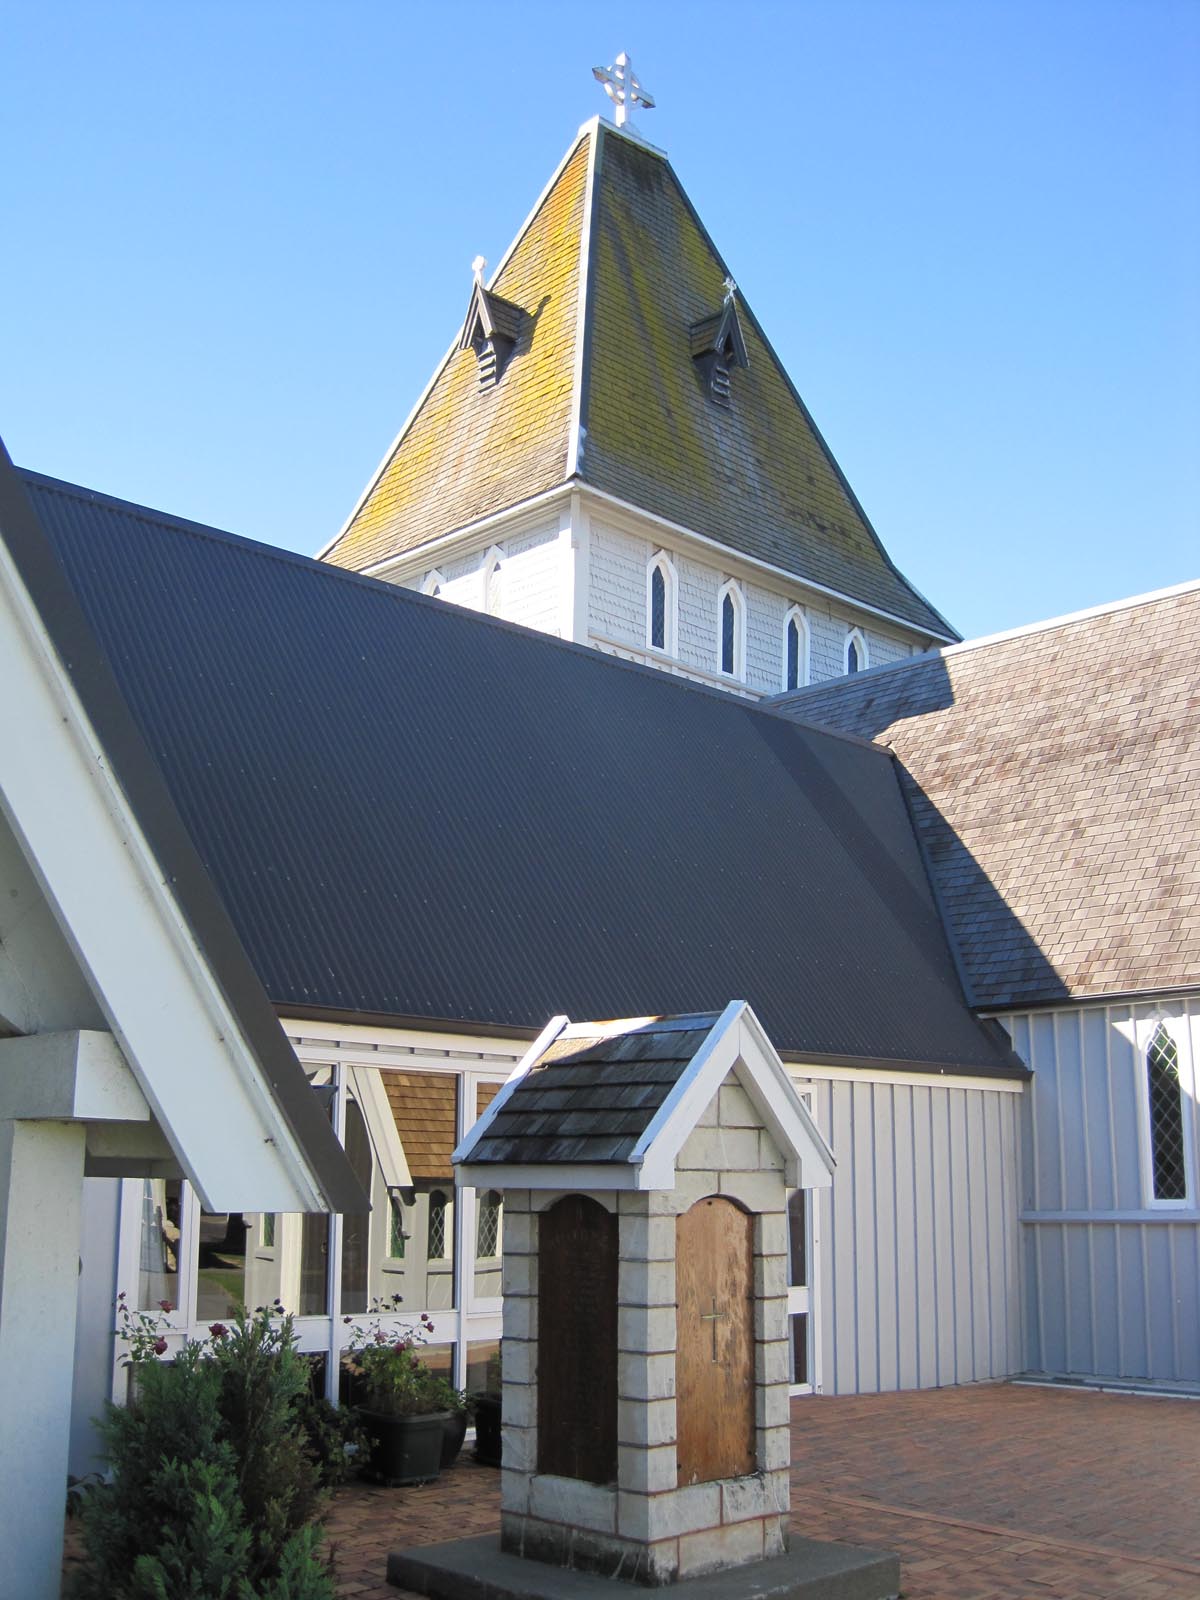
xmin=689 ymin=291 xmax=749 ymax=408
xmin=459 ymin=259 xmax=525 ymax=392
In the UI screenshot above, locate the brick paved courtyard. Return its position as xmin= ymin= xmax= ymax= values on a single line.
xmin=323 ymin=1383 xmax=1200 ymax=1600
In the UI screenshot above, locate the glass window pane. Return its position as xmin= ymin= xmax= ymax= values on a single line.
xmin=787 ymin=1189 xmax=807 ymax=1287
xmin=786 ymin=618 xmax=799 ymax=690
xmin=721 ymin=593 xmax=735 ymax=674
xmin=340 ymin=1096 xmax=373 ymax=1313
xmin=651 ymin=565 xmax=666 ymax=649
xmin=1147 ymin=1025 xmax=1187 ymax=1200
xmin=466 ymin=1339 xmax=501 ymax=1396
xmin=790 ymin=1313 xmax=809 ymax=1386
xmin=847 ymin=638 xmax=860 ymax=674
xmin=138 ymin=1178 xmax=182 ymax=1311
xmin=197 ymin=1210 xmax=249 ymax=1320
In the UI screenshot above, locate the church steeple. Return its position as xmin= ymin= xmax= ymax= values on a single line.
xmin=323 ymin=112 xmax=956 ymax=647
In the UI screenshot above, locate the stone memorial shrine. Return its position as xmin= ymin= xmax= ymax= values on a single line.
xmin=389 ymin=1003 xmax=900 ymax=1600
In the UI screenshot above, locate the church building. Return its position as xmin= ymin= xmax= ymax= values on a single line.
xmin=0 ymin=66 xmax=1195 ymax=1491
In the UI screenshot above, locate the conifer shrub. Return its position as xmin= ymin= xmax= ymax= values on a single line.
xmin=71 ymin=1305 xmax=345 ymax=1600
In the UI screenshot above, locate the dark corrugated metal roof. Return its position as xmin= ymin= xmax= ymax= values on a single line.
xmin=469 ymin=1014 xmax=719 ymax=1165
xmin=23 ymin=468 xmax=1019 ymax=1076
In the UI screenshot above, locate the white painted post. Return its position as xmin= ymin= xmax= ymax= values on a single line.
xmin=0 ymin=1118 xmax=88 ymax=1600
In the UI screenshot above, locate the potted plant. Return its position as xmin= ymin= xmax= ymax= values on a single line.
xmin=342 ymin=1297 xmax=452 ymax=1486
xmin=470 ymin=1344 xmax=503 ymax=1467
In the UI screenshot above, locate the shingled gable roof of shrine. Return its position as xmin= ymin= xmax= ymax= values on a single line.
xmin=20 ymin=466 xmax=1022 ymax=1080
xmin=453 ymin=1004 xmax=835 ymax=1191
xmin=322 ymin=117 xmax=957 ymax=643
xmin=771 ymin=582 xmax=1200 ymax=1011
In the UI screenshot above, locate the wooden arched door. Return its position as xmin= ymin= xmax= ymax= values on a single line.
xmin=537 ymin=1194 xmax=619 ymax=1484
xmin=676 ymin=1195 xmax=755 ymax=1485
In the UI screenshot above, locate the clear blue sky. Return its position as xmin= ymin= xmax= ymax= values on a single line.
xmin=3 ymin=1 xmax=1196 ymax=639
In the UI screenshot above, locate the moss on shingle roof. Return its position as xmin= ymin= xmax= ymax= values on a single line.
xmin=326 ymin=121 xmax=954 ymax=639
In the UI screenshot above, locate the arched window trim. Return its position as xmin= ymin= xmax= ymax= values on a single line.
xmin=782 ymin=606 xmax=810 ymax=692
xmin=481 ymin=545 xmax=504 ymax=616
xmin=421 ymin=569 xmax=445 ymax=599
xmin=1140 ymin=1019 xmax=1193 ymax=1208
xmin=645 ymin=550 xmax=678 ymax=655
xmin=716 ymin=579 xmax=746 ymax=679
xmin=844 ymin=627 xmax=869 ymax=675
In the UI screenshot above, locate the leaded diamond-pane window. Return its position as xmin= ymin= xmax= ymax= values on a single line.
xmin=428 ymin=1190 xmax=448 ymax=1260
xmin=1147 ymin=1024 xmax=1188 ymax=1201
xmin=650 ymin=564 xmax=666 ymax=650
xmin=476 ymin=1190 xmax=502 ymax=1258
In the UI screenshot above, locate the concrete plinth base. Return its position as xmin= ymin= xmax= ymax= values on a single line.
xmin=387 ymin=1533 xmax=900 ymax=1600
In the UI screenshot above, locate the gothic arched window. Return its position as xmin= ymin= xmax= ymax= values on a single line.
xmin=476 ymin=1190 xmax=503 ymax=1258
xmin=427 ymin=1190 xmax=448 ymax=1260
xmin=647 ymin=551 xmax=676 ymax=654
xmin=718 ymin=581 xmax=745 ymax=678
xmin=784 ymin=608 xmax=809 ymax=691
xmin=482 ymin=548 xmax=503 ymax=616
xmin=1145 ymin=1023 xmax=1188 ymax=1202
xmin=845 ymin=628 xmax=868 ymax=675
xmin=421 ymin=569 xmax=445 ymax=599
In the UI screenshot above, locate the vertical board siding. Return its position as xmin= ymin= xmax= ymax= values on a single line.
xmin=1009 ymin=997 xmax=1200 ymax=1386
xmin=806 ymin=1075 xmax=1023 ymax=1394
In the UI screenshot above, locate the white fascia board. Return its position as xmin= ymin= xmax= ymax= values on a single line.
xmin=451 ymin=1014 xmax=568 ymax=1169
xmin=632 ymin=1003 xmax=835 ymax=1192
xmin=786 ymin=1061 xmax=1025 ymax=1093
xmin=455 ymin=1160 xmax=644 ymax=1192
xmin=579 ymin=487 xmax=956 ymax=644
xmin=320 ymin=126 xmax=594 ymax=563
xmin=734 ymin=1007 xmax=834 ymax=1189
xmin=357 ymin=484 xmax=572 ymax=582
xmin=0 ymin=539 xmax=332 ymax=1214
xmin=629 ymin=1001 xmax=745 ymax=1181
xmin=564 ymin=121 xmax=599 ymax=480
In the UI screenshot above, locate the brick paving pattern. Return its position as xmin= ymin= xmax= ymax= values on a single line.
xmin=323 ymin=1384 xmax=1200 ymax=1600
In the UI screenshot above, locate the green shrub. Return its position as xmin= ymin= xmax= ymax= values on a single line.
xmin=71 ymin=1307 xmax=342 ymax=1600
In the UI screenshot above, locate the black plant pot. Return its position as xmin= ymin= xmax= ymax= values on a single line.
xmin=356 ymin=1408 xmax=449 ymax=1486
xmin=472 ymin=1393 xmax=502 ymax=1467
xmin=440 ymin=1408 xmax=468 ymax=1468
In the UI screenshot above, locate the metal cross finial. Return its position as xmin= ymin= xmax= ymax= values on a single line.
xmin=471 ymin=255 xmax=487 ymax=286
xmin=592 ymin=51 xmax=655 ymax=133
xmin=723 ymin=276 xmax=738 ymax=306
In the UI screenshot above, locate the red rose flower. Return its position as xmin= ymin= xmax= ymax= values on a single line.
xmin=209 ymin=1322 xmax=228 ymax=1339
xmin=158 ymin=1300 xmax=174 ymax=1313
xmin=152 ymin=1337 xmax=168 ymax=1356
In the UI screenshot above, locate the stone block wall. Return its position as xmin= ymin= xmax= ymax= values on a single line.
xmin=498 ymin=1067 xmax=793 ymax=1585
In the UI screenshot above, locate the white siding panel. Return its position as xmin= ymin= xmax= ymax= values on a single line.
xmin=1008 ymin=996 xmax=1200 ymax=1386
xmin=810 ymin=1075 xmax=1023 ymax=1394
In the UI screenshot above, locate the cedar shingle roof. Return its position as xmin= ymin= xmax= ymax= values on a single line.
xmin=468 ymin=1015 xmax=717 ymax=1166
xmin=773 ymin=587 xmax=1200 ymax=1009
xmin=324 ymin=121 xmax=955 ymax=641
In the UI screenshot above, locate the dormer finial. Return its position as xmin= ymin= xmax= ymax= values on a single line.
xmin=723 ymin=276 xmax=737 ymax=306
xmin=592 ymin=51 xmax=655 ymax=136
xmin=471 ymin=255 xmax=487 ymax=286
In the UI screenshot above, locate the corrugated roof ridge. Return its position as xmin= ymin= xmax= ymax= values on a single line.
xmin=19 ymin=464 xmax=894 ymax=759
xmin=580 ymin=127 xmax=958 ymax=642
